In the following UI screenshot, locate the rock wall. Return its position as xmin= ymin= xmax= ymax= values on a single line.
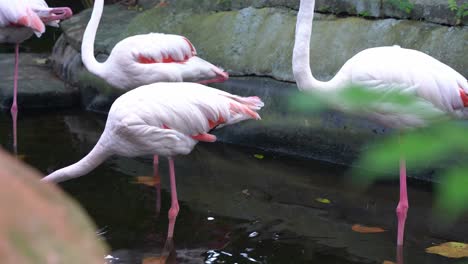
xmin=50 ymin=1 xmax=467 ymax=173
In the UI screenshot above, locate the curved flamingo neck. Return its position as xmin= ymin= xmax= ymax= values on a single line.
xmin=81 ymin=0 xmax=105 ymax=77
xmin=292 ymin=0 xmax=339 ymax=93
xmin=41 ymin=141 xmax=111 ymax=183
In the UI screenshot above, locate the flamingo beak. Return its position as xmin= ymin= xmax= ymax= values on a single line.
xmin=40 ymin=7 xmax=73 ymax=23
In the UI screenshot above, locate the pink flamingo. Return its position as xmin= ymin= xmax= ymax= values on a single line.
xmin=81 ymin=0 xmax=229 ymax=90
xmin=42 ymin=82 xmax=263 ymax=238
xmin=293 ymin=0 xmax=468 ymax=246
xmin=0 ymin=0 xmax=72 ymax=153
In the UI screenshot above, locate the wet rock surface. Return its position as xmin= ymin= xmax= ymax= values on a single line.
xmin=0 ymin=53 xmax=79 ymax=111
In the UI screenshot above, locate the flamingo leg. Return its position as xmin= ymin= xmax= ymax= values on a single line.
xmin=167 ymin=157 xmax=179 ymax=238
xmin=153 ymin=155 xmax=161 ymax=215
xmin=396 ymin=135 xmax=409 ymax=246
xmin=396 ymin=245 xmax=404 ymax=264
xmin=11 ymin=43 xmax=19 ymax=155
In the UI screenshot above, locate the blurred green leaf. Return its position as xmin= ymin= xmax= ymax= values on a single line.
xmin=253 ymin=154 xmax=265 ymax=159
xmin=435 ymin=167 xmax=468 ymax=219
xmin=288 ymin=84 xmax=468 ymax=219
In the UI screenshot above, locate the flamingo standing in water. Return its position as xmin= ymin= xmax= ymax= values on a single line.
xmin=293 ymin=0 xmax=468 ymax=246
xmin=42 ymin=82 xmax=263 ymax=238
xmin=82 ymin=0 xmax=230 ymax=197
xmin=0 ymin=0 xmax=72 ymax=153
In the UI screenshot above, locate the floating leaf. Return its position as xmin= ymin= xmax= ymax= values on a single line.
xmin=142 ymin=256 xmax=166 ymax=264
xmin=315 ymin=198 xmax=331 ymax=204
xmin=132 ymin=176 xmax=160 ymax=187
xmin=352 ymin=224 xmax=386 ymax=233
xmin=382 ymin=261 xmax=396 ymax=264
xmin=253 ymin=154 xmax=264 ymax=159
xmin=426 ymin=242 xmax=468 ymax=258
xmin=34 ymin=58 xmax=47 ymax=65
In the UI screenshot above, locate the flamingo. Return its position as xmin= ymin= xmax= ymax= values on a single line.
xmin=41 ymin=82 xmax=263 ymax=238
xmin=292 ymin=0 xmax=468 ymax=246
xmin=82 ymin=0 xmax=230 ymax=198
xmin=81 ymin=0 xmax=229 ymax=91
xmin=0 ymin=0 xmax=72 ymax=153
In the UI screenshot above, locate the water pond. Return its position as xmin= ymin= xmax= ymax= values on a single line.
xmin=0 ymin=111 xmax=466 ymax=264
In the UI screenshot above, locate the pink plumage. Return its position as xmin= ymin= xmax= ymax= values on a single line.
xmin=81 ymin=0 xmax=229 ymax=90
xmin=293 ymin=0 xmax=468 ymax=247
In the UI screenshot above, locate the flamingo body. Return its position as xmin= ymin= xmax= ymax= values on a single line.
xmin=293 ymin=0 xmax=468 ymax=128
xmin=0 ymin=0 xmax=72 ymax=154
xmin=41 ymin=83 xmax=263 ymax=238
xmin=82 ymin=0 xmax=229 ymax=90
xmin=329 ymin=46 xmax=468 ymax=128
xmin=41 ymin=82 xmax=263 ymax=182
xmin=293 ymin=0 xmax=468 ymax=246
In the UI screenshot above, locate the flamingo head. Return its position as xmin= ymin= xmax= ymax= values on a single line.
xmin=195 ymin=66 xmax=229 ymax=85
xmin=34 ymin=7 xmax=73 ymax=23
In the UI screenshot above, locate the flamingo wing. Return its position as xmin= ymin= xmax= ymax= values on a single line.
xmin=108 ymin=83 xmax=263 ymax=152
xmin=343 ymin=46 xmax=467 ymax=116
xmin=123 ymin=33 xmax=196 ymax=64
xmin=0 ymin=0 xmax=44 ymax=34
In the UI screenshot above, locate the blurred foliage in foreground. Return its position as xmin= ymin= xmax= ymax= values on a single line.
xmin=0 ymin=148 xmax=107 ymax=263
xmin=290 ymin=85 xmax=468 ymax=220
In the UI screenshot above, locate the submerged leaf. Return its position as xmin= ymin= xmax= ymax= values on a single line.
xmin=426 ymin=242 xmax=468 ymax=258
xmin=352 ymin=224 xmax=385 ymax=233
xmin=15 ymin=154 xmax=27 ymax=161
xmin=132 ymin=176 xmax=160 ymax=187
xmin=315 ymin=198 xmax=331 ymax=204
xmin=253 ymin=154 xmax=264 ymax=159
xmin=142 ymin=256 xmax=166 ymax=264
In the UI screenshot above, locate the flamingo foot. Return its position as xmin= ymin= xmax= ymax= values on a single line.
xmin=167 ymin=157 xmax=179 ymax=239
xmin=396 ymin=244 xmax=404 ymax=264
xmin=153 ymin=155 xmax=161 ymax=215
xmin=167 ymin=203 xmax=179 ymax=239
xmin=396 ymin=200 xmax=408 ymax=246
xmin=11 ymin=108 xmax=18 ymax=155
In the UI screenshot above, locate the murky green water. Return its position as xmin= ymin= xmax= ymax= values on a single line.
xmin=0 ymin=110 xmax=466 ymax=264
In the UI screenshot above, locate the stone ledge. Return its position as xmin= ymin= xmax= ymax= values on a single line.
xmin=0 ymin=53 xmax=80 ymax=111
xmin=138 ymin=0 xmax=467 ymax=26
xmin=56 ymin=5 xmax=467 ymax=83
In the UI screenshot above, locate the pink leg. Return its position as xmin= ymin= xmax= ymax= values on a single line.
xmin=153 ymin=155 xmax=161 ymax=214
xmin=167 ymin=157 xmax=179 ymax=238
xmin=11 ymin=43 xmax=19 ymax=155
xmin=396 ymin=141 xmax=409 ymax=246
xmin=396 ymin=245 xmax=404 ymax=264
